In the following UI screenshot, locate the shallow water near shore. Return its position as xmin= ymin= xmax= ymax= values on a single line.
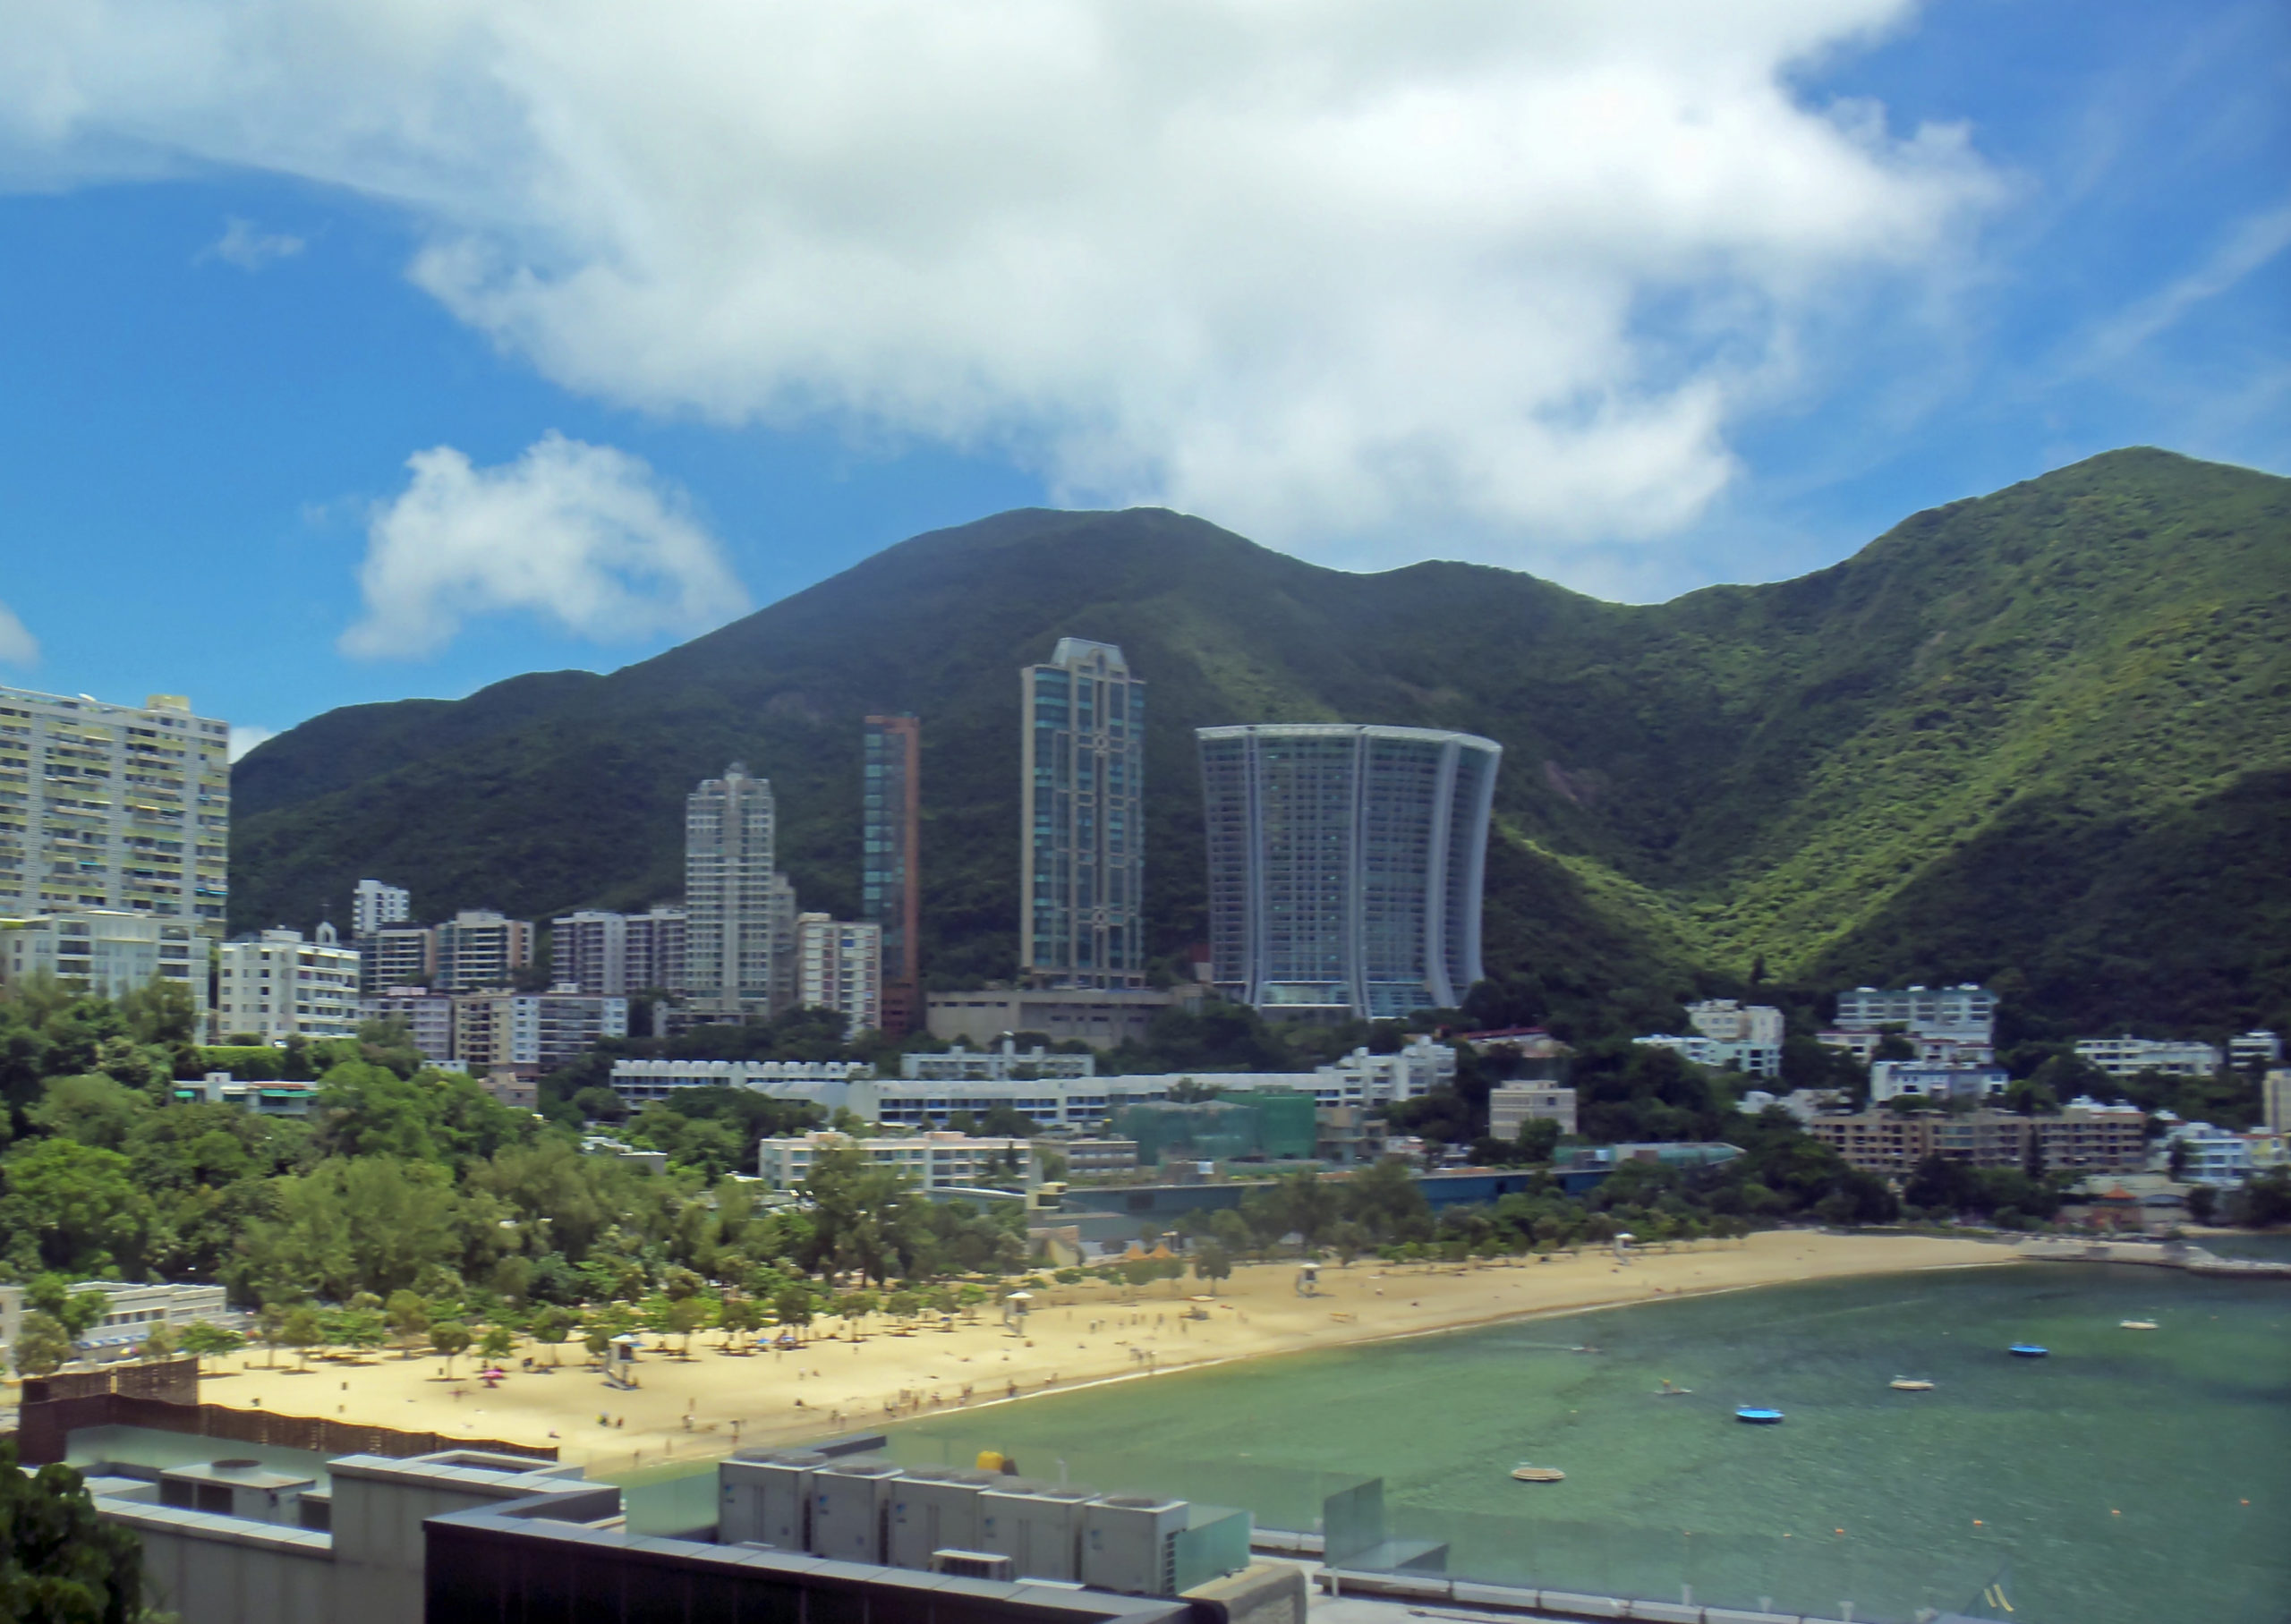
xmin=887 ymin=1261 xmax=2289 ymax=1624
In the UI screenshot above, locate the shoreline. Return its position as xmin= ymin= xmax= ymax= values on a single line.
xmin=187 ymin=1230 xmax=2020 ymax=1475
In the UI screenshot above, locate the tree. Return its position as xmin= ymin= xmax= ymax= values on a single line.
xmin=771 ymin=1282 xmax=814 ymax=1340
xmin=0 ymin=1139 xmax=156 ymax=1279
xmin=0 ymin=1438 xmax=149 ymax=1624
xmin=385 ymin=1290 xmax=431 ymax=1356
xmin=140 ymin=1322 xmax=182 ymax=1361
xmin=179 ymin=1322 xmax=245 ymax=1369
xmin=665 ymin=1296 xmax=707 ymax=1356
xmin=527 ymin=1305 xmax=573 ymax=1365
xmin=2185 ymin=1185 xmax=2219 ymax=1225
xmin=479 ymin=1325 xmax=516 ymax=1364
xmin=281 ymin=1305 xmax=324 ymax=1368
xmin=1192 ymin=1240 xmax=1232 ymax=1295
xmin=28 ymin=1277 xmax=109 ymax=1343
xmin=430 ymin=1320 xmax=472 ymax=1376
xmin=12 ymin=1312 xmax=73 ymax=1378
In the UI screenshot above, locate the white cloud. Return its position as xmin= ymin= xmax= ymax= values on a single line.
xmin=341 ymin=432 xmax=748 ymax=659
xmin=227 ymin=723 xmax=277 ymax=761
xmin=0 ymin=1 xmax=2000 ymax=569
xmin=198 ymin=215 xmax=305 ymax=269
xmin=0 ymin=599 xmax=38 ymax=665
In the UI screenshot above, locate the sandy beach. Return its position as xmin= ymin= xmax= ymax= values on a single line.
xmin=204 ymin=1230 xmax=2016 ymax=1474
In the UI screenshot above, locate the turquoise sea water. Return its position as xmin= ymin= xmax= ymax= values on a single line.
xmin=885 ymin=1263 xmax=2290 ymax=1624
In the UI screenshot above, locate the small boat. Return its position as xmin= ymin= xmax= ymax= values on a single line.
xmin=2119 ymin=1320 xmax=2158 ymax=1331
xmin=2009 ymin=1343 xmax=2049 ymax=1358
xmin=1655 ymin=1380 xmax=1694 ymax=1397
xmin=1889 ymin=1378 xmax=1935 ymax=1391
xmin=1735 ymin=1407 xmax=1785 ymax=1424
xmin=1510 ymin=1464 xmax=1566 ymax=1483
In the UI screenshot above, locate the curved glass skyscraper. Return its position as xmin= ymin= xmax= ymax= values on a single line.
xmin=1197 ymin=723 xmax=1501 ymax=1021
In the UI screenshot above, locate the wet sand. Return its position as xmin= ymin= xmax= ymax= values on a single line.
xmin=208 ymin=1229 xmax=2015 ymax=1474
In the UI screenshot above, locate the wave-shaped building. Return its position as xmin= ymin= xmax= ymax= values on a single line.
xmin=1197 ymin=723 xmax=1501 ymax=1022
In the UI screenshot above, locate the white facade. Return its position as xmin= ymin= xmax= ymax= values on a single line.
xmin=351 ymin=879 xmax=410 ymax=939
xmin=1634 ymin=1031 xmax=1778 ymax=1078
xmin=1687 ymin=999 xmax=1784 ymax=1046
xmin=2266 ymin=1069 xmax=2291 ymax=1136
xmin=216 ymin=924 xmax=362 ymax=1041
xmin=0 ymin=1280 xmax=233 ymax=1367
xmin=0 ymin=685 xmax=230 ymax=931
xmin=755 ymin=1129 xmax=1037 ymax=1192
xmin=609 ymin=1057 xmax=873 ymax=1107
xmin=2076 ymin=1034 xmax=2224 ymax=1078
xmin=2227 ymin=1030 xmax=2283 ymax=1069
xmin=796 ymin=913 xmax=882 ymax=1034
xmin=902 ymin=1040 xmax=1097 ymax=1081
xmin=1869 ymin=1061 xmax=2010 ymax=1103
xmin=1833 ymin=983 xmax=1997 ymax=1041
xmin=2157 ymin=1121 xmax=2253 ymax=1186
xmin=1488 ymin=1083 xmax=1577 ymax=1139
xmin=1682 ymin=1001 xmax=1787 ymax=1077
xmin=0 ymin=908 xmax=209 ymax=1023
xmin=173 ymin=1073 xmax=320 ymax=1116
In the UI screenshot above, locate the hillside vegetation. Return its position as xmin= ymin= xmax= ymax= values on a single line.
xmin=231 ymin=449 xmax=2291 ymax=1035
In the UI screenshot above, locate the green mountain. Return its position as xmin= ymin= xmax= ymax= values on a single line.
xmin=231 ymin=448 xmax=2291 ymax=1036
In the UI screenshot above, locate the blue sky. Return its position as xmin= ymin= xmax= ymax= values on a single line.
xmin=0 ymin=0 xmax=2283 ymax=752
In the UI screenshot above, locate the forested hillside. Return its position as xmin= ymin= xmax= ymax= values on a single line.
xmin=231 ymin=449 xmax=2291 ymax=1036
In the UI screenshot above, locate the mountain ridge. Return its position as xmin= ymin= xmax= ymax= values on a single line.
xmin=231 ymin=447 xmax=2291 ymax=1035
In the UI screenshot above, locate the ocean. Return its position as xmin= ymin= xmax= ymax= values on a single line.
xmin=883 ymin=1259 xmax=2291 ymax=1624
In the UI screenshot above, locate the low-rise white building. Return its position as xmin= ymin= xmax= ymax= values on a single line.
xmin=1833 ymin=983 xmax=1997 ymax=1041
xmin=2077 ymin=1035 xmax=2224 ymax=1078
xmin=1869 ymin=1061 xmax=2009 ymax=1104
xmin=216 ymin=924 xmax=362 ymax=1042
xmin=2156 ymin=1120 xmax=2253 ymax=1186
xmin=1633 ymin=1032 xmax=1778 ymax=1078
xmin=901 ymin=1040 xmax=1096 ymax=1081
xmin=609 ymin=1058 xmax=873 ymax=1109
xmin=2227 ymin=1030 xmax=2283 ymax=1070
xmin=171 ymin=1073 xmax=320 ymax=1117
xmin=1488 ymin=1083 xmax=1577 ymax=1139
xmin=755 ymin=1129 xmax=1037 ymax=1193
xmin=0 ymin=1280 xmax=234 ymax=1368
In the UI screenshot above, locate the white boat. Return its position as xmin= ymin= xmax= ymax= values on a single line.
xmin=1511 ymin=1464 xmax=1565 ymax=1483
xmin=2119 ymin=1320 xmax=2158 ymax=1331
xmin=1890 ymin=1378 xmax=1935 ymax=1391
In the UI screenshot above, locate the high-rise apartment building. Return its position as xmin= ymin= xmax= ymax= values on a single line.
xmin=861 ymin=714 xmax=921 ymax=1034
xmin=0 ymin=909 xmax=209 ymax=1024
xmin=433 ymin=909 xmax=533 ymax=993
xmin=626 ymin=904 xmax=686 ymax=994
xmin=1020 ymin=639 xmax=1145 ymax=990
xmin=215 ymin=923 xmax=362 ymax=1042
xmin=555 ymin=905 xmax=688 ymax=997
xmin=796 ymin=913 xmax=882 ymax=1035
xmin=359 ymin=924 xmax=436 ymax=993
xmin=351 ymin=880 xmax=411 ymax=938
xmin=685 ymin=764 xmax=796 ymax=1019
xmin=1197 ymin=723 xmax=1501 ymax=1021
xmin=0 ymin=686 xmax=229 ymax=931
xmin=360 ymin=988 xmax=456 ymax=1063
xmin=453 ymin=990 xmax=629 ymax=1073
